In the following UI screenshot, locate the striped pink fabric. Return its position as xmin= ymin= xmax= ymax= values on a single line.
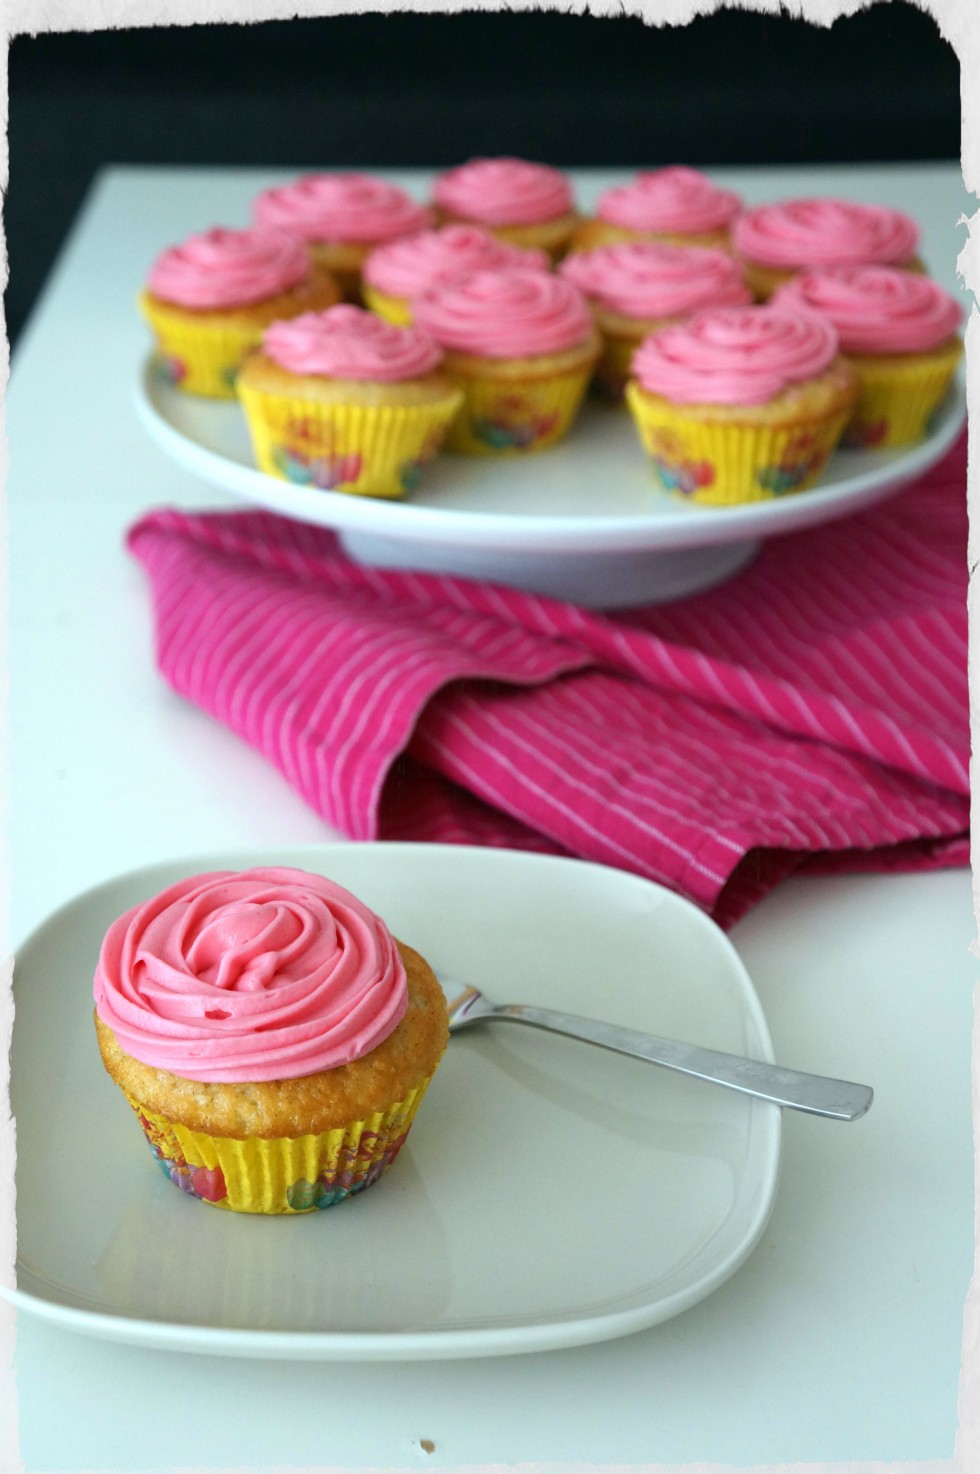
xmin=127 ymin=431 xmax=969 ymax=928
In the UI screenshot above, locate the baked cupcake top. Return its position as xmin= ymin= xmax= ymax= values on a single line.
xmin=253 ymin=173 xmax=430 ymax=245
xmin=595 ymin=167 xmax=742 ymax=234
xmin=631 ymin=304 xmax=840 ymax=406
xmin=432 ymin=157 xmax=574 ymax=226
xmin=146 ymin=227 xmax=311 ymax=309
xmin=559 ymin=241 xmax=750 ymax=319
xmin=262 ymin=304 xmax=444 ymax=379
xmin=772 ymin=265 xmax=963 ymax=354
xmin=413 ymin=267 xmax=593 ymax=357
xmin=363 ymin=224 xmax=549 ymax=300
xmin=732 ymin=198 xmax=920 ymax=270
xmin=93 ymin=866 xmax=408 ymax=1083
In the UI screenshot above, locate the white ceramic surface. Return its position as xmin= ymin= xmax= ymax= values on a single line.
xmin=8 ymin=843 xmax=781 ymax=1361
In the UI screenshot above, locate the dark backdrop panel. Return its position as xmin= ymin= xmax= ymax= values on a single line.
xmin=6 ymin=3 xmax=961 ymax=347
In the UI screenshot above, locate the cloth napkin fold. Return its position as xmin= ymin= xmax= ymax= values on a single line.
xmin=127 ymin=430 xmax=970 ymax=929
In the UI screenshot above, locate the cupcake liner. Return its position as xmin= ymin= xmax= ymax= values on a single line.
xmin=361 ymin=285 xmax=415 ymax=326
xmin=236 ymin=381 xmax=463 ymax=498
xmin=840 ymin=343 xmax=962 ymax=448
xmin=124 ymin=1075 xmax=435 ymax=1214
xmin=442 ymin=360 xmax=595 ymax=455
xmin=139 ymin=293 xmax=267 ymax=399
xmin=625 ymin=382 xmax=853 ymax=505
xmin=592 ymin=331 xmax=645 ymax=402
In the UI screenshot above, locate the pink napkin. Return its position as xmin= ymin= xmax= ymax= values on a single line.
xmin=127 ymin=431 xmax=969 ymax=929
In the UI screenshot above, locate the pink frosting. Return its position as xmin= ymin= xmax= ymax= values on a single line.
xmin=596 ymin=168 xmax=742 ymax=234
xmin=772 ymin=265 xmax=963 ymax=354
xmin=262 ymin=304 xmax=443 ymax=379
xmin=631 ymin=304 xmax=840 ymax=406
xmin=253 ymin=173 xmax=430 ymax=244
xmin=363 ymin=224 xmax=549 ymax=299
xmin=413 ymin=268 xmax=592 ymax=358
xmin=93 ymin=867 xmax=409 ymax=1083
xmin=432 ymin=157 xmax=574 ymax=226
xmin=146 ymin=227 xmax=311 ymax=309
xmin=559 ymin=241 xmax=751 ymax=319
xmin=733 ymin=198 xmax=920 ymax=270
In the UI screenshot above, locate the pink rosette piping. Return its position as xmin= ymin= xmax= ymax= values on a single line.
xmin=596 ymin=168 xmax=742 ymax=234
xmin=732 ymin=198 xmax=920 ymax=270
xmin=632 ymin=304 xmax=840 ymax=406
xmin=146 ymin=227 xmax=311 ymax=309
xmin=559 ymin=241 xmax=751 ymax=319
xmin=772 ymin=265 xmax=963 ymax=355
xmin=413 ymin=268 xmax=592 ymax=358
xmin=262 ymin=304 xmax=443 ymax=380
xmin=93 ymin=867 xmax=409 ymax=1082
xmin=254 ymin=173 xmax=430 ymax=244
xmin=432 ymin=157 xmax=573 ymax=226
xmin=363 ymin=224 xmax=549 ymax=299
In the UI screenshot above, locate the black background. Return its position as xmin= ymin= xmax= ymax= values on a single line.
xmin=6 ymin=2 xmax=961 ymax=349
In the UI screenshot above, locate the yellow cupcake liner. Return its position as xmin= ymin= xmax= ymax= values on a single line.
xmin=139 ymin=292 xmax=268 ymax=399
xmin=237 ymin=380 xmax=463 ymax=498
xmin=443 ymin=363 xmax=594 ymax=455
xmin=625 ymin=382 xmax=852 ymax=505
xmin=361 ymin=284 xmax=415 ymax=326
xmin=592 ymin=332 xmax=643 ymax=402
xmin=124 ymin=1076 xmax=435 ymax=1214
xmin=841 ymin=343 xmax=962 ymax=448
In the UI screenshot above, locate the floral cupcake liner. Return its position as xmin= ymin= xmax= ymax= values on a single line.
xmin=840 ymin=342 xmax=962 ymax=448
xmin=139 ymin=293 xmax=268 ymax=398
xmin=441 ymin=360 xmax=595 ymax=455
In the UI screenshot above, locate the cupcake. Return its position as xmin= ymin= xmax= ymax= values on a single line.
xmin=412 ymin=267 xmax=601 ymax=455
xmin=772 ymin=265 xmax=963 ymax=447
xmin=362 ymin=224 xmax=549 ymax=326
xmin=732 ymin=198 xmax=922 ymax=300
xmin=625 ymin=304 xmax=859 ymax=504
xmin=139 ymin=227 xmax=342 ymax=398
xmin=253 ymin=173 xmax=431 ymax=300
xmin=569 ymin=167 xmax=743 ymax=255
xmin=431 ymin=157 xmax=578 ymax=260
xmin=93 ymin=866 xmax=449 ymax=1215
xmin=235 ymin=305 xmax=463 ymax=499
xmin=559 ymin=241 xmax=751 ymax=400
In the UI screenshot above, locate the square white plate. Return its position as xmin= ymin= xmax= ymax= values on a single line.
xmin=8 ymin=843 xmax=781 ymax=1360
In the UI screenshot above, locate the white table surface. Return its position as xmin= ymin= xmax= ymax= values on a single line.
xmin=4 ymin=164 xmax=977 ymax=1471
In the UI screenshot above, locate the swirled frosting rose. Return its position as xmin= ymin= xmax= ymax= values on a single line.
xmin=772 ymin=265 xmax=963 ymax=354
xmin=732 ymin=198 xmax=920 ymax=270
xmin=560 ymin=241 xmax=751 ymax=319
xmin=413 ymin=268 xmax=592 ymax=357
xmin=253 ymin=173 xmax=430 ymax=244
xmin=93 ymin=867 xmax=408 ymax=1082
xmin=596 ymin=167 xmax=742 ymax=234
xmin=631 ymin=304 xmax=840 ymax=406
xmin=262 ymin=304 xmax=443 ymax=380
xmin=363 ymin=224 xmax=549 ymax=300
xmin=146 ymin=227 xmax=311 ymax=309
xmin=433 ymin=157 xmax=574 ymax=226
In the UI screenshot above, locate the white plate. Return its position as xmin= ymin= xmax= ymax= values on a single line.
xmin=136 ymin=356 xmax=965 ymax=606
xmin=8 ymin=843 xmax=780 ymax=1360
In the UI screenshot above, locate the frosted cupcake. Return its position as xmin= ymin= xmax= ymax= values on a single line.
xmin=362 ymin=224 xmax=549 ymax=326
xmin=732 ymin=198 xmax=921 ymax=300
xmin=139 ymin=227 xmax=341 ymax=398
xmin=94 ymin=866 xmax=449 ymax=1215
xmin=412 ymin=267 xmax=601 ymax=454
xmin=236 ymin=304 xmax=463 ymax=498
xmin=772 ymin=265 xmax=963 ymax=447
xmin=253 ymin=173 xmax=431 ymax=299
xmin=570 ymin=167 xmax=743 ymax=255
xmin=625 ymin=304 xmax=859 ymax=504
xmin=559 ymin=241 xmax=751 ymax=400
xmin=431 ymin=157 xmax=578 ymax=259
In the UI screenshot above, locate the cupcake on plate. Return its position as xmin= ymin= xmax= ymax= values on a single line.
xmin=235 ymin=304 xmax=464 ymax=499
xmin=559 ymin=241 xmax=751 ymax=400
xmin=362 ymin=224 xmax=549 ymax=326
xmin=139 ymin=227 xmax=342 ymax=398
xmin=569 ymin=167 xmax=743 ymax=256
xmin=431 ymin=157 xmax=578 ymax=260
xmin=732 ymin=198 xmax=922 ymax=300
xmin=412 ymin=267 xmax=601 ymax=455
xmin=253 ymin=173 xmax=431 ymax=300
xmin=772 ymin=265 xmax=963 ymax=447
xmin=93 ymin=866 xmax=449 ymax=1215
xmin=625 ymin=303 xmax=859 ymax=504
